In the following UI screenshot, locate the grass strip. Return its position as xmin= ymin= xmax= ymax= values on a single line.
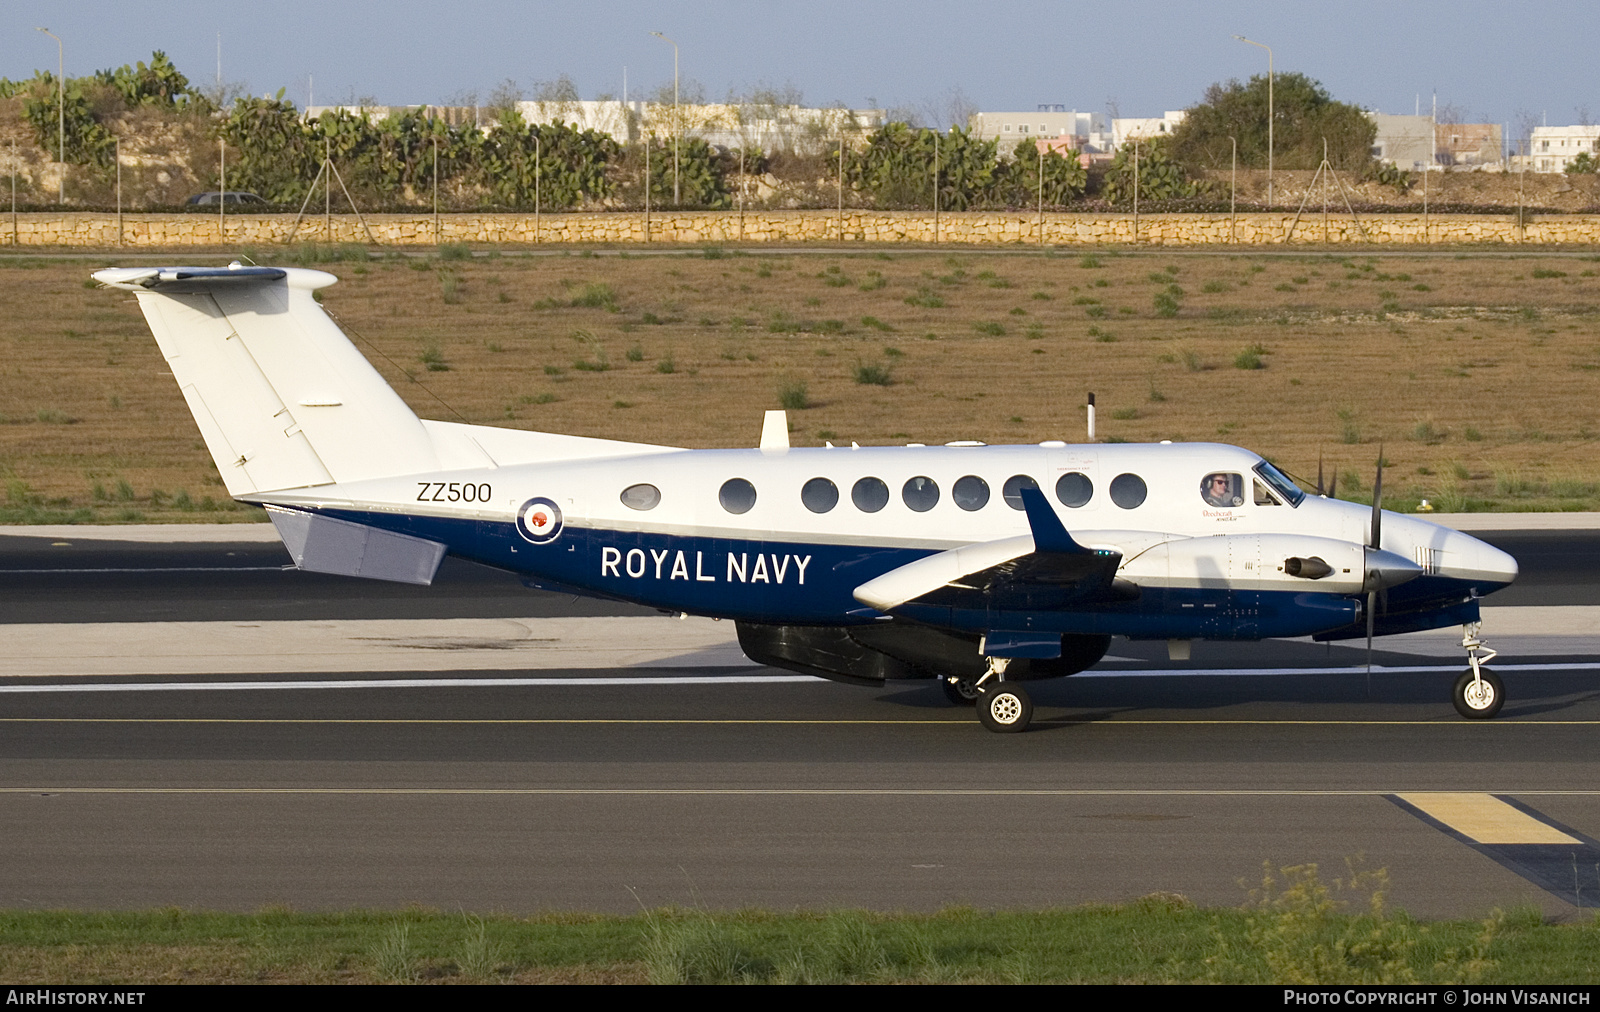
xmin=0 ymin=877 xmax=1594 ymax=984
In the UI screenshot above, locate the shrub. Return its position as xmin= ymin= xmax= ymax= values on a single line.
xmin=853 ymin=361 xmax=894 ymax=386
xmin=1234 ymin=344 xmax=1267 ymax=370
xmin=777 ymin=380 xmax=810 ymax=411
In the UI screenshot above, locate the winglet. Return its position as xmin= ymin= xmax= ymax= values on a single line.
xmin=1018 ymin=486 xmax=1089 ymax=555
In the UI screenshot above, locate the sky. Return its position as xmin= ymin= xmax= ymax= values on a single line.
xmin=2 ymin=1 xmax=1594 ymax=136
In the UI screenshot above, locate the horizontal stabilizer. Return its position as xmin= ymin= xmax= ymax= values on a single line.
xmin=269 ymin=507 xmax=446 ymax=586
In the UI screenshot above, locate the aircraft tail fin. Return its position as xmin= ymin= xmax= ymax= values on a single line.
xmin=95 ymin=265 xmax=441 ymax=497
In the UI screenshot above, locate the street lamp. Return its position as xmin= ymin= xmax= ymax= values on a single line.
xmin=35 ymin=27 xmax=63 ymax=204
xmin=1233 ymin=34 xmax=1273 ymax=208
xmin=649 ymin=31 xmax=679 ymax=205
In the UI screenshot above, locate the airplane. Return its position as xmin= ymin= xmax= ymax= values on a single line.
xmin=91 ymin=263 xmax=1520 ymax=733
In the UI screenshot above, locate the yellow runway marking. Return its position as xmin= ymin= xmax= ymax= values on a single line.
xmin=1394 ymin=792 xmax=1582 ymax=844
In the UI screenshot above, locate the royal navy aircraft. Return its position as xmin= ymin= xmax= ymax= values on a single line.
xmin=93 ymin=264 xmax=1519 ymax=732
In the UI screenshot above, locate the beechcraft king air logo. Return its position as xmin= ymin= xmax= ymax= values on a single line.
xmin=516 ymin=497 xmax=563 ymax=544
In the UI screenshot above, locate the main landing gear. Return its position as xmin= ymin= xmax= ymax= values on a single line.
xmin=970 ymin=658 xmax=1033 ymax=733
xmin=1453 ymin=622 xmax=1504 ymax=720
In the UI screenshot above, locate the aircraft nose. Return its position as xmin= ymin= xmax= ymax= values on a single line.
xmin=1442 ymin=530 xmax=1519 ymax=588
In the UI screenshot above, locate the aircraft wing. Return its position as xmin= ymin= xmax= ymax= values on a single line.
xmin=853 ymin=487 xmax=1126 ymax=612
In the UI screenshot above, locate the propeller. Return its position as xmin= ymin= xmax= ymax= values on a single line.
xmin=1316 ymin=454 xmax=1325 ymax=496
xmin=1365 ymin=446 xmax=1385 ymax=684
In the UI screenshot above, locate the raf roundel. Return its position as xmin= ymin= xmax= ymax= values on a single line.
xmin=516 ymin=497 xmax=564 ymax=544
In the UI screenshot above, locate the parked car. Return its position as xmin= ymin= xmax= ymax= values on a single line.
xmin=185 ymin=191 xmax=267 ymax=206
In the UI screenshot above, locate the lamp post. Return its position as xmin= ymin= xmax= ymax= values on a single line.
xmin=1233 ymin=34 xmax=1273 ymax=208
xmin=35 ymin=28 xmax=63 ymax=204
xmin=649 ymin=31 xmax=679 ymax=205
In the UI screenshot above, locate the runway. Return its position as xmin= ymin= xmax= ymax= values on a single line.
xmin=2 ymin=521 xmax=1600 ymax=918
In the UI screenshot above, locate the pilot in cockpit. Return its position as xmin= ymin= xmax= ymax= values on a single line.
xmin=1202 ymin=472 xmax=1245 ymax=507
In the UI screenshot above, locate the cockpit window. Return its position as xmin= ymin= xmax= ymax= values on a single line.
xmin=1253 ymin=461 xmax=1306 ymax=507
xmin=1254 ymin=479 xmax=1282 ymax=506
xmin=1201 ymin=472 xmax=1244 ymax=507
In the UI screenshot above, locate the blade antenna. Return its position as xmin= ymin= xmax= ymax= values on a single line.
xmin=1364 ymin=445 xmax=1385 ymax=688
xmin=1316 ymin=453 xmax=1325 ymax=497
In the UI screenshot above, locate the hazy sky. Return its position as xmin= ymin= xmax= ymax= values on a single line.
xmin=3 ymin=1 xmax=1593 ymax=133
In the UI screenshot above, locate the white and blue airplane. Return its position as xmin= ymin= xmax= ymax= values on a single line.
xmin=93 ymin=264 xmax=1519 ymax=732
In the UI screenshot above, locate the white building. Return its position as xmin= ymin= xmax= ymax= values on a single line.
xmin=1110 ymin=111 xmax=1187 ymax=150
xmin=1369 ymin=114 xmax=1435 ymax=171
xmin=303 ymin=100 xmax=884 ymax=151
xmin=1529 ymin=124 xmax=1600 ymax=172
xmin=969 ymin=107 xmax=1111 ymax=155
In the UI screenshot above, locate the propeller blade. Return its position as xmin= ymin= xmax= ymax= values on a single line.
xmin=1366 ymin=589 xmax=1376 ymax=687
xmin=1316 ymin=454 xmax=1325 ymax=496
xmin=1369 ymin=446 xmax=1384 ymax=550
xmin=1329 ymin=465 xmax=1338 ymax=501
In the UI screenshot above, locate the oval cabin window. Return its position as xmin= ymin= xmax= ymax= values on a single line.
xmin=952 ymin=475 xmax=990 ymax=511
xmin=620 ymin=483 xmax=661 ymax=511
xmin=902 ymin=476 xmax=940 ymax=512
xmin=801 ymin=477 xmax=839 ymax=513
xmin=852 ymin=477 xmax=890 ymax=513
xmin=719 ymin=478 xmax=757 ymax=515
xmin=1002 ymin=475 xmax=1040 ymax=510
xmin=1055 ymin=472 xmax=1093 ymax=508
xmin=1109 ymin=473 xmax=1148 ymax=509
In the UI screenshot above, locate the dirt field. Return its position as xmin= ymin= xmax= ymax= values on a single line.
xmin=2 ymin=246 xmax=1598 ymax=522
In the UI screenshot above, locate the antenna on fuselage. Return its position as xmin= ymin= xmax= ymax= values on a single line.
xmin=1086 ymin=392 xmax=1096 ymax=442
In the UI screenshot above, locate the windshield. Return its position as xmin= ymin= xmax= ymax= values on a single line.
xmin=1253 ymin=461 xmax=1305 ymax=507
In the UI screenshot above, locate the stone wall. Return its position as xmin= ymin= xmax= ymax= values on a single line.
xmin=2 ymin=209 xmax=1597 ymax=246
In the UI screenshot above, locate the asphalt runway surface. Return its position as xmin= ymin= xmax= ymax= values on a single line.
xmin=2 ymin=526 xmax=1600 ymax=918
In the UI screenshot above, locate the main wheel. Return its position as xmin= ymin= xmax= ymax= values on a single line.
xmin=1453 ymin=668 xmax=1505 ymax=720
xmin=977 ymin=682 xmax=1033 ymax=733
xmin=941 ymin=674 xmax=982 ymax=706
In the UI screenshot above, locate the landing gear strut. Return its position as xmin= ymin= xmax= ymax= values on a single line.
xmin=1453 ymin=621 xmax=1504 ymax=720
xmin=974 ymin=658 xmax=1033 ymax=733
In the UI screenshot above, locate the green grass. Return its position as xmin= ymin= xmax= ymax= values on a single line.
xmin=0 ymin=876 xmax=1586 ymax=984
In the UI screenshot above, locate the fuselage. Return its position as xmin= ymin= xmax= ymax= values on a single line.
xmin=261 ymin=439 xmax=1518 ymax=642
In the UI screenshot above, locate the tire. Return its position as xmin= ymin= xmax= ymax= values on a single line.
xmin=977 ymin=682 xmax=1033 ymax=733
xmin=941 ymin=675 xmax=982 ymax=706
xmin=1453 ymin=668 xmax=1504 ymax=720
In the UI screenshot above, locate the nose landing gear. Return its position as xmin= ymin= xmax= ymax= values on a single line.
xmin=1453 ymin=622 xmax=1504 ymax=719
xmin=973 ymin=657 xmax=1033 ymax=733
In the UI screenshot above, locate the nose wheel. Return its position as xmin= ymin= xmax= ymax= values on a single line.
xmin=1454 ymin=622 xmax=1504 ymax=720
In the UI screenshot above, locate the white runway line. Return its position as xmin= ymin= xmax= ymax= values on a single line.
xmin=0 ymin=607 xmax=1594 ymax=679
xmin=1 ymin=660 xmax=1598 ymax=695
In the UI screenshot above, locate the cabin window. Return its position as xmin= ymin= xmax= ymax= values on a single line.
xmin=1055 ymin=472 xmax=1093 ymax=508
xmin=1109 ymin=473 xmax=1148 ymax=509
xmin=801 ymin=477 xmax=839 ymax=513
xmin=902 ymin=476 xmax=940 ymax=512
xmin=1002 ymin=475 xmax=1040 ymax=510
xmin=620 ymin=483 xmax=661 ymax=511
xmin=852 ymin=476 xmax=890 ymax=513
xmin=953 ymin=475 xmax=990 ymax=511
xmin=719 ymin=478 xmax=757 ymax=515
xmin=1201 ymin=472 xmax=1244 ymax=507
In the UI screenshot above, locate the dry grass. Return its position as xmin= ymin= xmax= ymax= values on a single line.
xmin=3 ymin=248 xmax=1600 ymax=521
